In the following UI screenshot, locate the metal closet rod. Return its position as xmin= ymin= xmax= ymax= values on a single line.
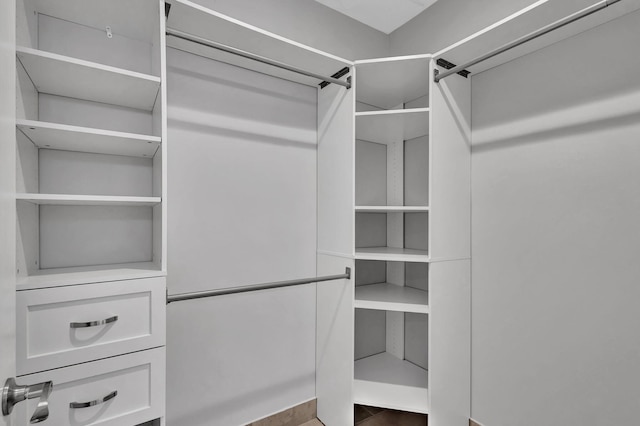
xmin=167 ymin=267 xmax=351 ymax=303
xmin=165 ymin=28 xmax=352 ymax=89
xmin=434 ymin=0 xmax=622 ymax=83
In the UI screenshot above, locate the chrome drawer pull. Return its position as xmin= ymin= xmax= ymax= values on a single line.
xmin=69 ymin=315 xmax=118 ymax=329
xmin=69 ymin=390 xmax=117 ymax=409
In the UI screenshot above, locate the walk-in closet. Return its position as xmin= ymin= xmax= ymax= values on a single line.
xmin=2 ymin=0 xmax=639 ymax=425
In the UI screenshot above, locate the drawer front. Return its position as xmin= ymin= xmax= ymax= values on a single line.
xmin=17 ymin=277 xmax=166 ymax=375
xmin=16 ymin=347 xmax=165 ymax=426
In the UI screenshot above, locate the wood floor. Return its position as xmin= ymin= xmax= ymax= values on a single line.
xmin=355 ymin=405 xmax=428 ymax=425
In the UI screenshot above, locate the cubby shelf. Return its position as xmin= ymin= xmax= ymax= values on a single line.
xmin=16 ymin=47 xmax=161 ymax=111
xmin=16 ymin=262 xmax=164 ymax=291
xmin=17 ymin=120 xmax=161 ymax=158
xmin=355 ymin=247 xmax=429 ymax=263
xmin=354 ymin=352 xmax=429 ymax=414
xmin=355 ymin=55 xmax=431 ymax=110
xmin=16 ymin=194 xmax=161 ymax=207
xmin=355 ymin=206 xmax=429 ymax=213
xmin=355 ymin=283 xmax=429 ymax=314
xmin=355 ymin=108 xmax=429 ymax=145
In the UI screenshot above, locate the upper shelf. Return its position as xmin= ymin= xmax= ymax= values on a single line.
xmin=17 ymin=120 xmax=161 ymax=158
xmin=435 ymin=0 xmax=640 ymax=76
xmin=355 ymin=55 xmax=431 ymax=109
xmin=16 ymin=47 xmax=161 ymax=111
xmin=356 ymin=108 xmax=429 ymax=145
xmin=165 ymin=0 xmax=353 ymax=88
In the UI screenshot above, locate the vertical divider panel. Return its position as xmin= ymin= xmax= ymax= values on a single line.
xmin=316 ymin=70 xmax=355 ymax=426
xmin=430 ymin=61 xmax=471 ymax=262
xmin=429 ymin=60 xmax=471 ymax=426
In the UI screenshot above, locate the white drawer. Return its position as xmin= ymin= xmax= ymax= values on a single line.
xmin=17 ymin=277 xmax=166 ymax=375
xmin=16 ymin=347 xmax=165 ymax=426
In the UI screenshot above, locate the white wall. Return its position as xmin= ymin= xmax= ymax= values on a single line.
xmin=188 ymin=0 xmax=390 ymax=60
xmin=166 ymin=48 xmax=318 ymax=425
xmin=389 ymin=0 xmax=538 ymax=55
xmin=471 ymin=9 xmax=640 ymax=426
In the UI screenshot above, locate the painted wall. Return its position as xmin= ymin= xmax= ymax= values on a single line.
xmin=189 ymin=0 xmax=390 ymax=60
xmin=389 ymin=0 xmax=538 ymax=55
xmin=471 ymin=9 xmax=640 ymax=426
xmin=166 ymin=48 xmax=318 ymax=425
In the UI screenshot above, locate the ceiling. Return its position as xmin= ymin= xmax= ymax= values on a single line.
xmin=313 ymin=0 xmax=439 ymax=34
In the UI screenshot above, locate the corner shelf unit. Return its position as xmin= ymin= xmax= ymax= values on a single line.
xmin=353 ymin=54 xmax=432 ymax=416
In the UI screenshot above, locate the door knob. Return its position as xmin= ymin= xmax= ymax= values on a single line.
xmin=2 ymin=378 xmax=53 ymax=423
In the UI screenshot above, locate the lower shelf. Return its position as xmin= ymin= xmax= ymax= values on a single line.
xmin=17 ymin=262 xmax=165 ymax=290
xmin=354 ymin=352 xmax=429 ymax=414
xmin=355 ymin=283 xmax=429 ymax=314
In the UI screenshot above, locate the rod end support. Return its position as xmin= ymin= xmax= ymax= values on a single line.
xmin=345 ymin=267 xmax=351 ymax=280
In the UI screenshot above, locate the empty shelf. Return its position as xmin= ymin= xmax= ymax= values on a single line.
xmin=354 ymin=352 xmax=429 ymax=414
xmin=355 ymin=283 xmax=429 ymax=314
xmin=16 ymin=194 xmax=161 ymax=207
xmin=16 ymin=262 xmax=164 ymax=290
xmin=356 ymin=108 xmax=429 ymax=145
xmin=16 ymin=47 xmax=161 ymax=111
xmin=355 ymin=247 xmax=429 ymax=263
xmin=355 ymin=55 xmax=431 ymax=110
xmin=17 ymin=120 xmax=161 ymax=158
xmin=355 ymin=206 xmax=429 ymax=213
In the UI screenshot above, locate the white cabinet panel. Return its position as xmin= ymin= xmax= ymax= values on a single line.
xmin=17 ymin=277 xmax=166 ymax=375
xmin=15 ymin=348 xmax=165 ymax=426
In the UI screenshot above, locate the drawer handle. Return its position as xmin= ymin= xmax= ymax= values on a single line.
xmin=69 ymin=315 xmax=118 ymax=329
xmin=69 ymin=390 xmax=117 ymax=409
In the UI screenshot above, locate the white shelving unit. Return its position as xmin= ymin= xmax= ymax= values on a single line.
xmin=13 ymin=1 xmax=168 ymax=423
xmin=353 ymin=55 xmax=431 ymax=416
xmin=16 ymin=47 xmax=161 ymax=111
xmin=17 ymin=120 xmax=160 ymax=157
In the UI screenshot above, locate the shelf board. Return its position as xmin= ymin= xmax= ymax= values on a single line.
xmin=354 ymin=352 xmax=429 ymax=414
xmin=355 ymin=206 xmax=429 ymax=213
xmin=355 ymin=283 xmax=429 ymax=314
xmin=16 ymin=47 xmax=161 ymax=111
xmin=16 ymin=194 xmax=161 ymax=207
xmin=166 ymin=0 xmax=353 ymax=88
xmin=355 ymin=55 xmax=431 ymax=110
xmin=434 ymin=0 xmax=640 ymax=76
xmin=17 ymin=120 xmax=161 ymax=158
xmin=356 ymin=108 xmax=429 ymax=145
xmin=17 ymin=262 xmax=165 ymax=290
xmin=355 ymin=247 xmax=429 ymax=263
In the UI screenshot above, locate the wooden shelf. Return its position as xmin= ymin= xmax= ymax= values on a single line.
xmin=17 ymin=120 xmax=161 ymax=158
xmin=355 ymin=247 xmax=429 ymax=263
xmin=166 ymin=0 xmax=353 ymax=88
xmin=355 ymin=55 xmax=431 ymax=110
xmin=355 ymin=206 xmax=429 ymax=213
xmin=16 ymin=47 xmax=161 ymax=111
xmin=16 ymin=194 xmax=161 ymax=207
xmin=356 ymin=108 xmax=429 ymax=145
xmin=354 ymin=352 xmax=429 ymax=414
xmin=16 ymin=262 xmax=164 ymax=290
xmin=355 ymin=283 xmax=429 ymax=314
